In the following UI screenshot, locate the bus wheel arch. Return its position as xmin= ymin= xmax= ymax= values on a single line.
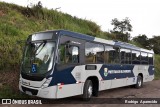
xmin=83 ymin=76 xmax=99 ymax=98
xmin=138 ymin=73 xmax=143 ymax=81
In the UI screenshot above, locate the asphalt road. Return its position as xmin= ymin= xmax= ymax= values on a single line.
xmin=1 ymin=80 xmax=160 ymax=107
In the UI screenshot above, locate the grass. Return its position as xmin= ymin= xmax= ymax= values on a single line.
xmin=154 ymin=54 xmax=160 ymax=79
xmin=0 ymin=1 xmax=106 ymax=98
xmin=0 ymin=85 xmax=30 ymax=98
xmin=0 ymin=1 xmax=105 ymax=71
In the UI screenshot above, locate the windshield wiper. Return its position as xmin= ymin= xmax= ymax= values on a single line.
xmin=35 ymin=40 xmax=47 ymax=55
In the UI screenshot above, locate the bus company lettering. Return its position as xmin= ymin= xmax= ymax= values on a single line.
xmin=104 ymin=68 xmax=108 ymax=76
xmin=108 ymin=70 xmax=131 ymax=74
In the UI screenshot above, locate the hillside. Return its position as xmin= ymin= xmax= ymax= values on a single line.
xmin=0 ymin=1 xmax=112 ymax=97
xmin=0 ymin=2 xmax=112 ymax=71
xmin=0 ymin=1 xmax=160 ymax=98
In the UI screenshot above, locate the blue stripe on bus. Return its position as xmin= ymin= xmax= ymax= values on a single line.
xmin=48 ymin=64 xmax=154 ymax=86
xmin=99 ymin=65 xmax=135 ymax=80
xmin=60 ymin=30 xmax=95 ymax=41
xmin=148 ymin=66 xmax=154 ymax=75
xmin=49 ymin=66 xmax=76 ymax=86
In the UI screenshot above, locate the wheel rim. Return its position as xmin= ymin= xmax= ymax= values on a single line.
xmin=88 ymin=85 xmax=93 ymax=98
xmin=138 ymin=79 xmax=142 ymax=87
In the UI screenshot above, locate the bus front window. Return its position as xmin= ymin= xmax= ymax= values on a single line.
xmin=22 ymin=41 xmax=55 ymax=75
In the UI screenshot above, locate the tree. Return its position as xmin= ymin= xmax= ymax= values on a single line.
xmin=37 ymin=1 xmax=43 ymax=9
xmin=110 ymin=17 xmax=132 ymax=42
xmin=33 ymin=1 xmax=44 ymax=19
xmin=149 ymin=36 xmax=160 ymax=54
xmin=132 ymin=34 xmax=149 ymax=49
xmin=132 ymin=35 xmax=160 ymax=54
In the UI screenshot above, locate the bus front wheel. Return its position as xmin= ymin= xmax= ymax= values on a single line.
xmin=82 ymin=80 xmax=93 ymax=101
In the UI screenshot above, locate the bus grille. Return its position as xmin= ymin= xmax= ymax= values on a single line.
xmin=22 ymin=86 xmax=38 ymax=95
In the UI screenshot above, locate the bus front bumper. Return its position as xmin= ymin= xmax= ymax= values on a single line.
xmin=19 ymin=83 xmax=57 ymax=99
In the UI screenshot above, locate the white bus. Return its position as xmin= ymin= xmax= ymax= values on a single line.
xmin=19 ymin=30 xmax=154 ymax=100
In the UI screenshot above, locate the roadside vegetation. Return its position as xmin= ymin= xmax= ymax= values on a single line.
xmin=0 ymin=1 xmax=160 ymax=98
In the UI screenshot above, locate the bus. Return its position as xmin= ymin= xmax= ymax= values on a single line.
xmin=19 ymin=30 xmax=154 ymax=100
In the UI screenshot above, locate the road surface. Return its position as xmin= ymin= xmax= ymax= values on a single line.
xmin=1 ymin=80 xmax=160 ymax=107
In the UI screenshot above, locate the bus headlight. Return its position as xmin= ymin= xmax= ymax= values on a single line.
xmin=41 ymin=77 xmax=52 ymax=89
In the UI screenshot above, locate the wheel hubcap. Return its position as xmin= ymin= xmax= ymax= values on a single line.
xmin=88 ymin=85 xmax=93 ymax=97
xmin=138 ymin=79 xmax=142 ymax=86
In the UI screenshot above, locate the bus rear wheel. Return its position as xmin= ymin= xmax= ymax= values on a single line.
xmin=82 ymin=80 xmax=93 ymax=101
xmin=135 ymin=75 xmax=143 ymax=88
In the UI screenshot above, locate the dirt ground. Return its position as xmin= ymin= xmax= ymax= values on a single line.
xmin=1 ymin=79 xmax=160 ymax=107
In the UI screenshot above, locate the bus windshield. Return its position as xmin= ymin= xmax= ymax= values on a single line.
xmin=22 ymin=41 xmax=55 ymax=75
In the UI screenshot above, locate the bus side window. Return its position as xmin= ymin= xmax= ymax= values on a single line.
xmin=85 ymin=42 xmax=104 ymax=64
xmin=59 ymin=44 xmax=79 ymax=64
xmin=104 ymin=45 xmax=120 ymax=64
xmin=85 ymin=42 xmax=96 ymax=63
xmin=148 ymin=53 xmax=153 ymax=65
xmin=59 ymin=44 xmax=65 ymax=63
xmin=104 ymin=45 xmax=114 ymax=64
xmin=70 ymin=46 xmax=79 ymax=63
xmin=141 ymin=52 xmax=148 ymax=65
xmin=120 ymin=48 xmax=131 ymax=64
xmin=132 ymin=51 xmax=141 ymax=64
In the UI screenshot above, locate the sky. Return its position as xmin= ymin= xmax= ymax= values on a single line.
xmin=1 ymin=0 xmax=160 ymax=38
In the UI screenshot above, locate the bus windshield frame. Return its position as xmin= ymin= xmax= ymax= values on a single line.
xmin=21 ymin=31 xmax=59 ymax=76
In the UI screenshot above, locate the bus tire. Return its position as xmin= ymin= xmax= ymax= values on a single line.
xmin=82 ymin=80 xmax=93 ymax=101
xmin=135 ymin=75 xmax=143 ymax=88
xmin=93 ymin=83 xmax=99 ymax=97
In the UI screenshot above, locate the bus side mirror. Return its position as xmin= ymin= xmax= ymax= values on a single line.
xmin=72 ymin=46 xmax=78 ymax=55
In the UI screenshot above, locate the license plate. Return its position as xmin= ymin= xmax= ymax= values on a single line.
xmin=26 ymin=91 xmax=32 ymax=95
